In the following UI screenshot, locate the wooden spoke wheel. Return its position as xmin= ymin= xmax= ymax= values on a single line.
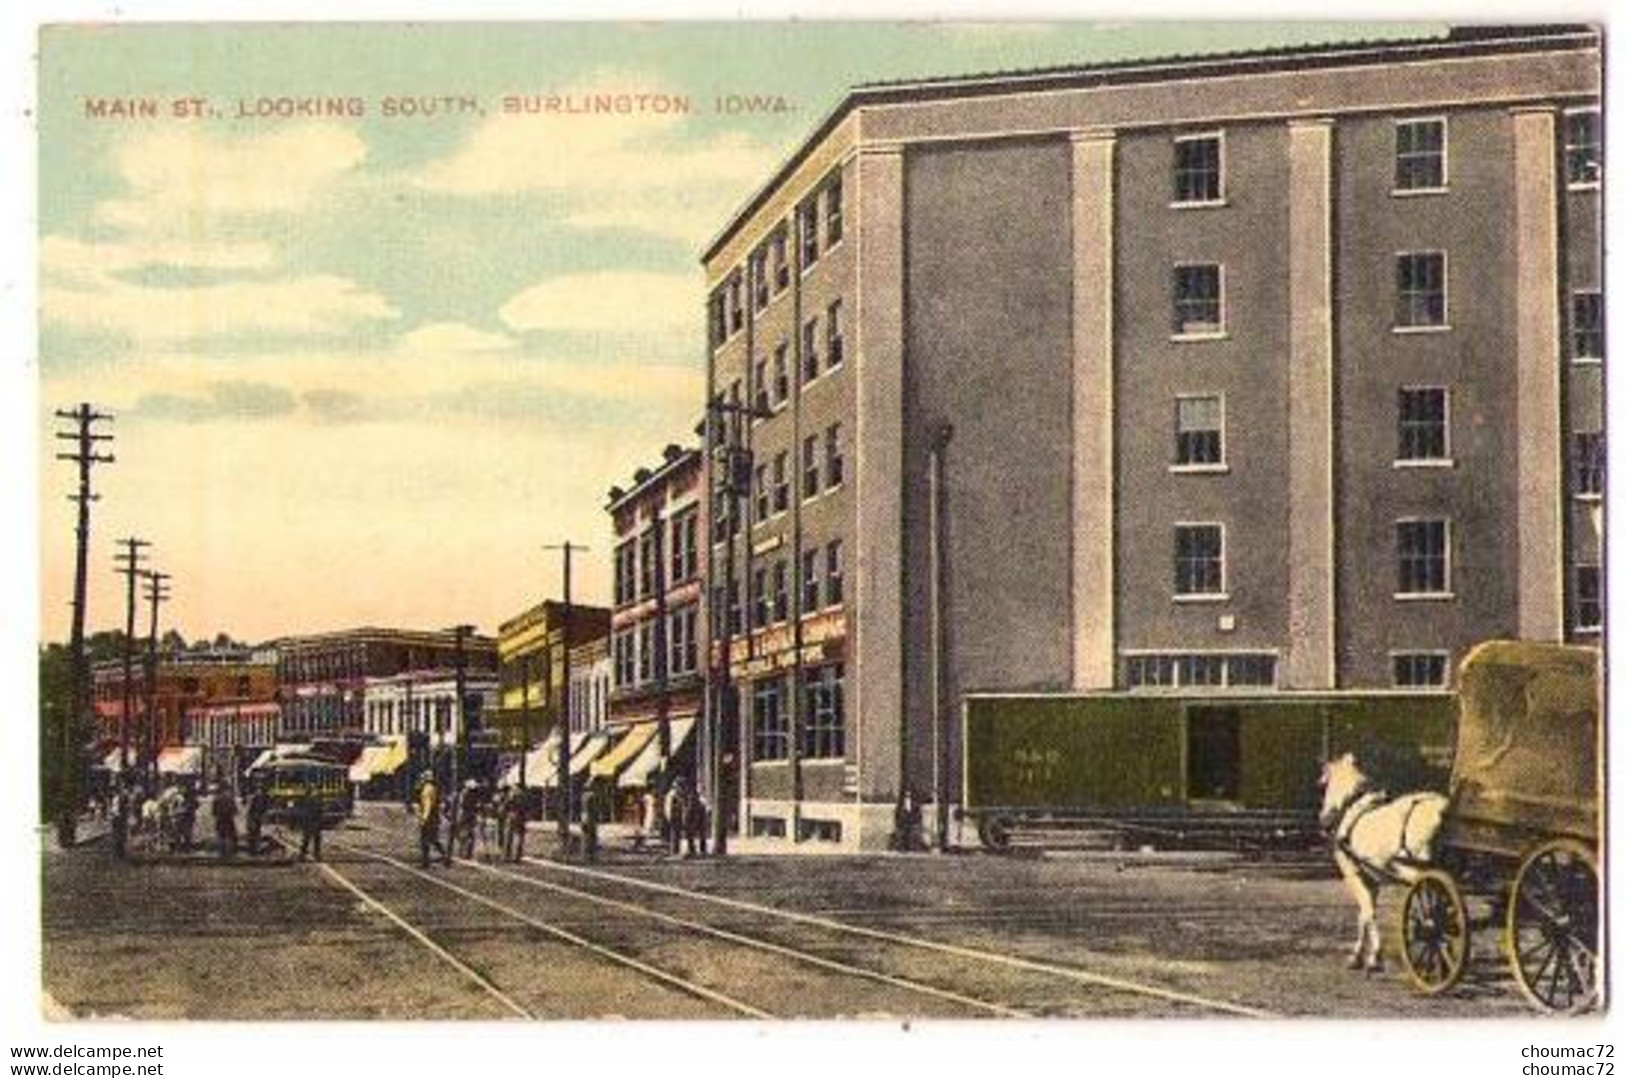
xmin=1506 ymin=839 xmax=1600 ymax=1014
xmin=1401 ymin=870 xmax=1471 ymax=995
xmin=977 ymin=815 xmax=1012 ymax=851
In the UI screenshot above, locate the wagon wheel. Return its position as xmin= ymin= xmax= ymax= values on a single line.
xmin=977 ymin=815 xmax=1012 ymax=852
xmin=1506 ymin=839 xmax=1599 ymax=1014
xmin=1400 ymin=870 xmax=1471 ymax=995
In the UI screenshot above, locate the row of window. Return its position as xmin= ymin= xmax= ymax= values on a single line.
xmin=612 ymin=509 xmax=701 ymax=607
xmin=751 ymin=662 xmax=846 ymax=761
xmin=711 ymin=174 xmax=845 ymax=348
xmin=1122 ymin=644 xmax=1596 ymax=693
xmin=1173 ymin=257 xmax=1603 ymax=358
xmin=711 ymin=539 xmax=845 ymax=637
xmin=1167 ymin=110 xmax=1600 ymax=209
xmin=749 ymin=424 xmax=846 ymax=521
xmin=751 ymin=303 xmax=846 ymax=414
xmin=1167 ymin=387 xmax=1606 ymax=481
xmin=610 ymin=605 xmax=701 ymax=690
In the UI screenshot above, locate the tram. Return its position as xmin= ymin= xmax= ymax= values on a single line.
xmin=258 ymin=757 xmax=354 ymax=826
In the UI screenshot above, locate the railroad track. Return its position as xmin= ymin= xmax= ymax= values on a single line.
xmin=307 ymin=826 xmax=1278 ymax=1019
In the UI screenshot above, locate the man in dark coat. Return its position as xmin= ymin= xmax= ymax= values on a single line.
xmin=296 ymin=790 xmax=323 ymax=862
xmin=211 ymin=786 xmax=239 ymax=859
xmin=244 ymin=785 xmax=268 ymax=856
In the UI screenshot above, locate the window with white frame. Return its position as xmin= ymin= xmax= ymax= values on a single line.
xmin=799 ymin=200 xmax=820 ymax=267
xmin=1576 ymin=564 xmax=1603 ymax=631
xmin=1397 ymin=386 xmax=1450 ymax=462
xmin=826 ymin=300 xmax=845 ymax=369
xmin=753 ymin=358 xmax=770 ymax=415
xmin=825 ymin=178 xmax=843 ymax=247
xmin=773 ymin=451 xmax=789 ymax=514
xmin=771 ymin=230 xmax=790 ymax=292
xmin=613 ymin=540 xmax=636 ymax=606
xmin=1396 ymin=252 xmax=1447 ymax=328
xmin=670 ymin=509 xmax=698 ymax=582
xmin=1173 ymin=264 xmax=1224 ymax=336
xmin=825 ymin=423 xmax=844 ymax=488
xmin=1565 ymin=109 xmax=1602 ymax=188
xmin=802 ymin=316 xmax=820 ymax=384
xmin=639 ymin=528 xmax=658 ymax=597
xmin=802 ymin=434 xmax=820 ymax=499
xmin=752 ymin=567 xmax=769 ymax=629
xmin=1392 ymin=652 xmax=1449 ymax=688
xmin=773 ymin=342 xmax=791 ymax=403
xmin=612 ymin=631 xmax=636 ymax=689
xmin=1174 ymin=395 xmax=1224 ymax=467
xmin=802 ymin=548 xmax=820 ymax=611
xmin=751 ymin=249 xmax=769 ymax=311
xmin=669 ymin=605 xmax=698 ymax=675
xmin=826 ymin=540 xmax=844 ymax=605
xmin=1574 ymin=431 xmax=1605 ymax=498
xmin=752 ymin=676 xmax=789 ymax=760
xmin=1174 ymin=524 xmax=1225 ymax=597
xmin=1572 ymin=291 xmax=1603 ymax=362
xmin=1396 ymin=518 xmax=1450 ymax=596
xmin=726 ymin=275 xmax=744 ymax=335
xmin=772 ymin=560 xmax=789 ymax=623
xmin=1124 ymin=652 xmax=1277 ymax=690
xmin=801 ymin=663 xmax=846 ymax=759
xmin=754 ymin=463 xmax=769 ymax=521
xmin=636 ymin=621 xmax=655 ymax=682
xmin=1394 ymin=118 xmax=1447 ymax=191
xmin=1173 ymin=133 xmax=1224 ymax=205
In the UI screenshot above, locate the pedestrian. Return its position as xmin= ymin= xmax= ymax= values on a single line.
xmin=685 ymin=788 xmax=708 ymax=857
xmin=892 ymin=787 xmax=924 ymax=852
xmin=296 ymin=789 xmax=323 ymax=862
xmin=581 ymin=783 xmax=599 ymax=863
xmin=664 ymin=778 xmax=685 ymax=856
xmin=211 ymin=785 xmax=239 ymax=859
xmin=492 ymin=787 xmax=510 ymax=857
xmin=458 ymin=782 xmax=481 ymax=859
xmin=178 ymin=783 xmax=199 ymax=852
xmin=244 ymin=784 xmax=268 ymax=857
xmin=503 ymin=789 xmax=527 ymax=862
xmin=110 ymin=781 xmax=129 ymax=861
xmin=416 ymin=774 xmax=445 ymax=869
xmin=637 ymin=788 xmax=659 ymax=853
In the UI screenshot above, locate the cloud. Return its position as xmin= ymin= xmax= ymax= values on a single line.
xmin=411 ymin=69 xmax=777 ymax=245
xmin=41 ymin=235 xmax=278 ymax=288
xmin=131 ymin=379 xmax=299 ymax=423
xmin=498 ymin=271 xmax=699 ymax=338
xmin=397 ymin=321 xmax=519 ymax=355
xmin=94 ymin=122 xmax=368 ymax=233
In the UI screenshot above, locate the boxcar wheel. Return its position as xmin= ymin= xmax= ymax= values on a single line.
xmin=1507 ymin=839 xmax=1599 ymax=1014
xmin=1401 ymin=870 xmax=1471 ymax=995
xmin=977 ymin=815 xmax=1012 ymax=852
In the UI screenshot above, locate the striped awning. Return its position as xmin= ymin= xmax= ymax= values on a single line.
xmin=619 ymin=718 xmax=695 ymax=789
xmin=588 ymin=723 xmax=657 ymax=780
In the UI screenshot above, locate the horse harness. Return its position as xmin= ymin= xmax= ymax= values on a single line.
xmin=1327 ymin=782 xmax=1431 ymax=884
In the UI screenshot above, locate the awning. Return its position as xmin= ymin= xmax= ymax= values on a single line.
xmin=620 ymin=718 xmax=695 ymax=789
xmin=499 ymin=731 xmax=560 ymax=789
xmin=349 ymin=737 xmax=408 ymax=783
xmin=157 ymin=746 xmax=203 ymax=776
xmin=568 ymin=731 xmax=611 ymax=777
xmin=589 ymin=723 xmax=658 ymax=780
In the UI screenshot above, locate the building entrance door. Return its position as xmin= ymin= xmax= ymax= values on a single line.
xmin=1186 ymin=706 xmax=1241 ymax=802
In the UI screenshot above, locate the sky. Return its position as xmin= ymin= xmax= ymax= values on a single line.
xmin=35 ymin=20 xmax=1447 ymax=644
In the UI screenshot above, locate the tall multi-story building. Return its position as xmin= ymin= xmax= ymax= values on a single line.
xmin=275 ymin=628 xmax=496 ymax=740
xmin=495 ymin=600 xmax=611 ymax=752
xmin=602 ymin=445 xmax=708 ymax=793
xmin=702 ymin=26 xmax=1602 ymax=848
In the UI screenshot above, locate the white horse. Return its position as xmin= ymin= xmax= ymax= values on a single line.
xmin=1318 ymin=752 xmax=1448 ymax=972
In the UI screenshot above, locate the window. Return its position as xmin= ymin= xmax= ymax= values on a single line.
xmin=825 ymin=424 xmax=844 ymax=488
xmin=752 ymin=677 xmax=789 ymax=760
xmin=1397 ymin=387 xmax=1450 ymax=462
xmin=753 ymin=567 xmax=769 ymax=629
xmin=773 ymin=452 xmax=789 ymax=514
xmin=670 ymin=509 xmax=698 ymax=582
xmin=708 ymin=294 xmax=726 ymax=349
xmin=1396 ymin=252 xmax=1447 ymax=329
xmin=1124 ymin=652 xmax=1277 ymax=690
xmin=711 ymin=489 xmax=732 ymax=543
xmin=669 ymin=605 xmax=699 ymax=675
xmin=727 ymin=275 xmax=744 ymax=335
xmin=772 ymin=561 xmax=789 ymax=622
xmin=639 ymin=528 xmax=658 ymax=597
xmin=1396 ymin=518 xmax=1450 ymax=596
xmin=803 ymin=434 xmax=820 ymax=498
xmin=1394 ymin=118 xmax=1447 ymax=191
xmin=825 ymin=178 xmax=844 ymax=247
xmin=802 ymin=317 xmax=820 ymax=384
xmin=726 ymin=579 xmax=742 ymax=636
xmin=802 ymin=548 xmax=820 ymax=610
xmin=1173 ymin=133 xmax=1224 ymax=205
xmin=773 ymin=343 xmax=791 ymax=403
xmin=800 ymin=201 xmax=820 ymax=267
xmin=751 ymin=249 xmax=769 ymax=311
xmin=1174 ymin=395 xmax=1224 ymax=467
xmin=772 ymin=230 xmax=790 ymax=292
xmin=1572 ymin=291 xmax=1603 ymax=362
xmin=1576 ymin=564 xmax=1602 ymax=631
xmin=612 ymin=631 xmax=635 ymax=688
xmin=613 ymin=541 xmax=636 ymax=605
xmin=826 ymin=540 xmax=844 ymax=605
xmin=1574 ymin=431 xmax=1605 ymax=498
xmin=802 ymin=663 xmax=846 ymax=759
xmin=1173 ymin=264 xmax=1223 ymax=336
xmin=753 ymin=359 xmax=770 ymax=415
xmin=826 ymin=300 xmax=845 ymax=369
xmin=1174 ymin=524 xmax=1225 ymax=597
xmin=1565 ymin=109 xmax=1602 ymax=188
xmin=1393 ymin=652 xmax=1449 ymax=688
xmin=711 ymin=584 xmax=727 ymax=637
xmin=637 ymin=621 xmax=655 ymax=682
xmin=754 ymin=463 xmax=768 ymax=521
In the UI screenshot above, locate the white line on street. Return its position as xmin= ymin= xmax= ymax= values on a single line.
xmin=337 ymin=844 xmax=773 ymax=1019
xmin=521 ymin=855 xmax=1282 ymax=1019
xmin=316 ymin=861 xmax=534 ymax=1019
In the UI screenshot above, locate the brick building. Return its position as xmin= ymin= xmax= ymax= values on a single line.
xmin=701 ymin=26 xmax=1602 ymax=847
xmin=495 ymin=600 xmax=611 ymax=752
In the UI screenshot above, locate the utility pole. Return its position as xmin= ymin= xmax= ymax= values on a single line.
xmin=113 ymin=537 xmax=150 ymax=776
xmin=53 ymin=404 xmax=113 ymax=845
xmin=651 ymin=502 xmax=671 ymax=792
xmin=518 ymin=652 xmax=531 ymax=793
xmin=704 ymin=393 xmax=772 ymax=856
xmin=929 ymin=423 xmax=954 ymax=853
xmin=142 ymin=569 xmax=170 ymax=786
xmin=543 ymin=542 xmax=586 ymax=853
xmin=452 ymin=624 xmax=473 ymax=795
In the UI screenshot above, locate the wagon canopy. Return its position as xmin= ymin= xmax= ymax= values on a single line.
xmin=1449 ymin=641 xmax=1600 ymax=852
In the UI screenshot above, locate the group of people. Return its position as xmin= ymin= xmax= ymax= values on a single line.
xmin=105 ymin=775 xmax=272 ymax=861
xmin=633 ymin=776 xmax=710 ymax=858
xmin=413 ymin=773 xmax=527 ymax=869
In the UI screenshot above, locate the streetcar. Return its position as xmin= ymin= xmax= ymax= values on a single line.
xmin=258 ymin=757 xmax=354 ymax=826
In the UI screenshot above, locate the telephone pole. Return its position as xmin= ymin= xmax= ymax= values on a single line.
xmin=113 ymin=537 xmax=150 ymax=775
xmin=451 ymin=624 xmax=473 ymax=795
xmin=53 ymin=404 xmax=113 ymax=844
xmin=543 ymin=541 xmax=586 ymax=852
xmin=143 ymin=570 xmax=171 ymax=784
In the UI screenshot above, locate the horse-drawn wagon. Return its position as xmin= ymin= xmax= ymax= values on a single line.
xmin=1396 ymin=641 xmax=1601 ymax=1013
